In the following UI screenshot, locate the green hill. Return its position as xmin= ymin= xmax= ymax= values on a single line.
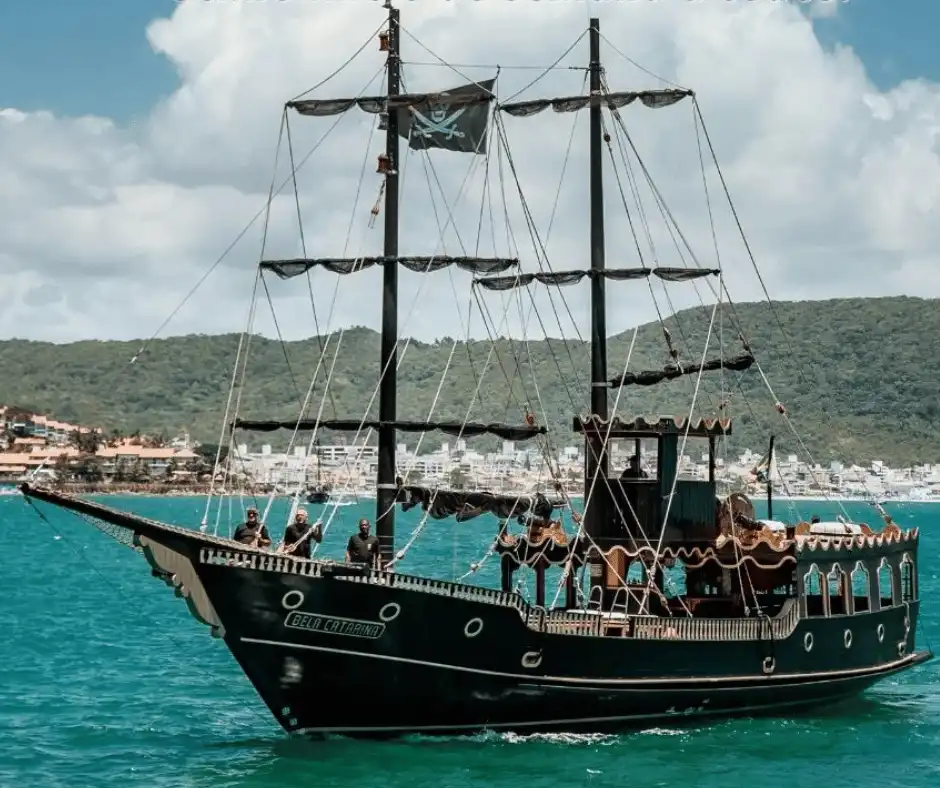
xmin=2 ymin=295 xmax=937 ymax=465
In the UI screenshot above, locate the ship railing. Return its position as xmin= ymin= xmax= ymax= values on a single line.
xmin=632 ymin=598 xmax=801 ymax=642
xmin=525 ymin=598 xmax=801 ymax=641
xmin=348 ymin=569 xmax=529 ymax=613
xmin=200 ymin=548 xmax=325 ymax=578
xmin=199 ymin=547 xmax=531 ymax=614
xmin=534 ymin=609 xmax=605 ymax=637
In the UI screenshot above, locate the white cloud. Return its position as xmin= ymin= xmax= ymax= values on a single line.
xmin=3 ymin=0 xmax=940 ymax=347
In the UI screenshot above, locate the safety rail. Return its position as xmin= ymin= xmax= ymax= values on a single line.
xmin=201 ymin=547 xmax=325 ymax=578
xmin=632 ymin=599 xmax=800 ymax=641
xmin=525 ymin=599 xmax=800 ymax=641
xmin=339 ymin=566 xmax=528 ymax=612
xmin=198 ymin=548 xmax=801 ymax=641
xmin=199 ymin=548 xmax=527 ymax=613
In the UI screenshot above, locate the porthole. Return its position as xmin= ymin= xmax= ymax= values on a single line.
xmin=762 ymin=656 xmax=775 ymax=675
xmin=877 ymin=623 xmax=885 ymax=642
xmin=464 ymin=617 xmax=484 ymax=638
xmin=282 ymin=590 xmax=305 ymax=610
xmin=844 ymin=629 xmax=853 ymax=649
xmin=804 ymin=632 xmax=814 ymax=652
xmin=379 ymin=602 xmax=401 ymax=622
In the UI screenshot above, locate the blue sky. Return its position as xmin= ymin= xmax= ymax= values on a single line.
xmin=0 ymin=0 xmax=934 ymax=122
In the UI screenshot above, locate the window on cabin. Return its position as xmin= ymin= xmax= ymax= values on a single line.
xmin=877 ymin=560 xmax=894 ymax=608
xmin=901 ymin=557 xmax=915 ymax=603
xmin=850 ymin=562 xmax=871 ymax=613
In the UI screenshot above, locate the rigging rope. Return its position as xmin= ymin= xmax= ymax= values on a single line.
xmin=218 ymin=63 xmax=390 ymax=532
xmin=126 ymin=58 xmax=388 ymax=375
xmin=295 ymin=104 xmax=495 ymax=552
xmin=640 ymin=298 xmax=720 ymax=612
xmin=284 ymin=111 xmax=340 ymax=418
xmin=596 ymin=31 xmax=690 ymax=92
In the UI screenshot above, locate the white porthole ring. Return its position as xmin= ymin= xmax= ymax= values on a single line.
xmin=877 ymin=623 xmax=885 ymax=642
xmin=522 ymin=651 xmax=542 ymax=669
xmin=762 ymin=656 xmax=775 ymax=675
xmin=804 ymin=632 xmax=813 ymax=652
xmin=464 ymin=617 xmax=484 ymax=638
xmin=282 ymin=590 xmax=305 ymax=610
xmin=379 ymin=602 xmax=401 ymax=622
xmin=844 ymin=629 xmax=853 ymax=649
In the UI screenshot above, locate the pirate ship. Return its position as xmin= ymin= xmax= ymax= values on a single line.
xmin=22 ymin=5 xmax=930 ymax=736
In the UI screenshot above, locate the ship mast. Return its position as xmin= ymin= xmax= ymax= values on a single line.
xmin=584 ymin=18 xmax=610 ymax=540
xmin=376 ymin=3 xmax=401 ymax=564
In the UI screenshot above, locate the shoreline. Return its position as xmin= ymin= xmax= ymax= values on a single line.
xmin=2 ymin=484 xmax=936 ymax=506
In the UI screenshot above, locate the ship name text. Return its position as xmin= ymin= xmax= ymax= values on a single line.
xmin=284 ymin=611 xmax=385 ymax=639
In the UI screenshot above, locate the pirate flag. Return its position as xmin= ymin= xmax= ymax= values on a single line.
xmin=395 ymin=78 xmax=496 ymax=155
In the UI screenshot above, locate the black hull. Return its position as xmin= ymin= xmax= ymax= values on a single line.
xmin=229 ymin=640 xmax=928 ymax=736
xmin=17 ymin=484 xmax=932 ymax=738
xmin=194 ymin=549 xmax=929 ymax=737
xmin=306 ymin=492 xmax=330 ymax=505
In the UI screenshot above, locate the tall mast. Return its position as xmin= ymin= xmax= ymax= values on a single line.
xmin=375 ymin=4 xmax=400 ymax=564
xmin=584 ymin=18 xmax=609 ymax=535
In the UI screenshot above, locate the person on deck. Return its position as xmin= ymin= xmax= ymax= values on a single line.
xmin=233 ymin=507 xmax=271 ymax=549
xmin=281 ymin=508 xmax=322 ymax=559
xmin=620 ymin=454 xmax=648 ymax=480
xmin=346 ymin=518 xmax=381 ymax=568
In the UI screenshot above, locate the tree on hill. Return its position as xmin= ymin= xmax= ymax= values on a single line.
xmin=195 ymin=443 xmax=229 ymax=466
xmin=74 ymin=456 xmax=105 ymax=482
xmin=69 ymin=429 xmax=101 ymax=455
xmin=53 ymin=454 xmax=73 ymax=484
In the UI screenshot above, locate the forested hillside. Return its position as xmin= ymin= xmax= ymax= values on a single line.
xmin=2 ymin=296 xmax=936 ymax=465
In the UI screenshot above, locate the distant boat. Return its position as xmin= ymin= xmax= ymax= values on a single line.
xmin=306 ymin=487 xmax=330 ymax=505
xmin=305 ymin=441 xmax=331 ymax=505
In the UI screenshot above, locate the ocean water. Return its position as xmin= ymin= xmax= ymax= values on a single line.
xmin=2 ymin=492 xmax=939 ymax=788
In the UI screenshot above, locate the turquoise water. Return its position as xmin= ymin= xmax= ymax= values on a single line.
xmin=2 ymin=493 xmax=939 ymax=788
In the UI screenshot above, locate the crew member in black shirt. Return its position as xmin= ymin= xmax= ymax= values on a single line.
xmin=346 ymin=518 xmax=380 ymax=568
xmin=282 ymin=508 xmax=322 ymax=559
xmin=233 ymin=507 xmax=271 ymax=548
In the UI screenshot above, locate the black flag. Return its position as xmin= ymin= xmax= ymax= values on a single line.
xmin=395 ymin=78 xmax=495 ymax=154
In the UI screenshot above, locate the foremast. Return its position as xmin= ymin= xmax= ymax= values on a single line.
xmin=585 ymin=18 xmax=610 ymax=546
xmin=377 ymin=5 xmax=401 ymax=565
xmin=235 ymin=4 xmax=544 ymax=546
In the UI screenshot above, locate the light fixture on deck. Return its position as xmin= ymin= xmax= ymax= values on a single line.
xmin=378 ymin=112 xmax=388 ymax=131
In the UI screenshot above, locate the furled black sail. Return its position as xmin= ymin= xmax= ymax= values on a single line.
xmin=231 ymin=418 xmax=545 ymax=442
xmin=397 ymin=486 xmax=563 ymax=522
xmin=608 ymin=352 xmax=756 ymax=388
xmin=288 ymin=79 xmax=496 ymax=155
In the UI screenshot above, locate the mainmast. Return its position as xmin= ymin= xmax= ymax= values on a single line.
xmin=376 ymin=4 xmax=401 ymax=564
xmin=584 ymin=18 xmax=609 ymax=539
